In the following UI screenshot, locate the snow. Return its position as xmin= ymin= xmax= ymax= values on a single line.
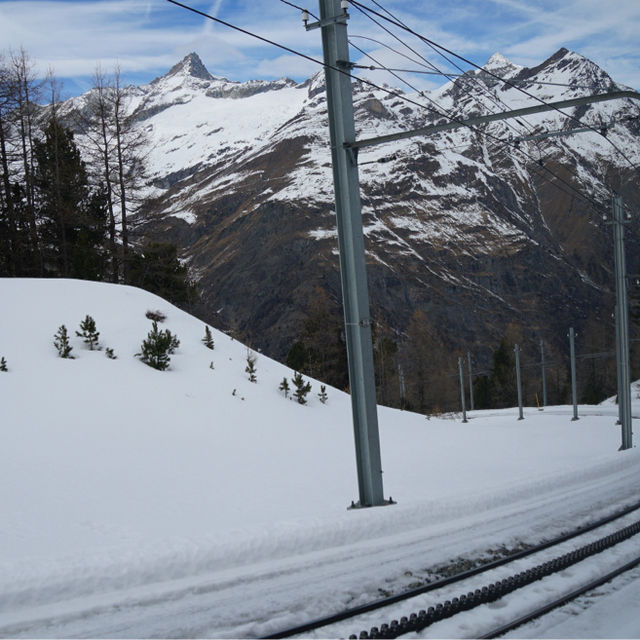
xmin=1 ymin=278 xmax=639 ymax=638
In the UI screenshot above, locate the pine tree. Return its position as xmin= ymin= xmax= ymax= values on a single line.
xmin=0 ymin=356 xmax=7 ymax=371
xmin=279 ymin=377 xmax=290 ymax=398
xmin=136 ymin=321 xmax=179 ymax=371
xmin=128 ymin=242 xmax=197 ymax=308
xmin=292 ymin=371 xmax=311 ymax=405
xmin=105 ymin=347 xmax=117 ymax=359
xmin=34 ymin=118 xmax=107 ymax=279
xmin=202 ymin=325 xmax=214 ymax=350
xmin=165 ymin=329 xmax=180 ymax=354
xmin=53 ymin=325 xmax=74 ymax=358
xmin=76 ymin=314 xmax=100 ymax=350
xmin=318 ymin=385 xmax=328 ymax=404
xmin=245 ymin=350 xmax=257 ymax=383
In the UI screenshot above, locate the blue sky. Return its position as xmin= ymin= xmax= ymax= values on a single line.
xmin=0 ymin=0 xmax=639 ymax=99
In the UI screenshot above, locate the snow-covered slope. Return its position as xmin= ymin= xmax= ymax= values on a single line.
xmin=1 ymin=278 xmax=639 ymax=637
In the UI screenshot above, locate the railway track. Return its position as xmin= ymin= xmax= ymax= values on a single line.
xmin=264 ymin=498 xmax=640 ymax=639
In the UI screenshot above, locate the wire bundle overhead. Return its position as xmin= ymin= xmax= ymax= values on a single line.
xmin=167 ymin=0 xmax=637 ymax=214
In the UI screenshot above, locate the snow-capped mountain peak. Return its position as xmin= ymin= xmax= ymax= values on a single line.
xmin=483 ymin=51 xmax=521 ymax=75
xmin=164 ymin=51 xmax=214 ymax=82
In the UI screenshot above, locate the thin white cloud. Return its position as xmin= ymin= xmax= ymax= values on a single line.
xmin=0 ymin=0 xmax=638 ymax=93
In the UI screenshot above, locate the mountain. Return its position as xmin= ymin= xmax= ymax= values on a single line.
xmin=69 ymin=50 xmax=640 ymax=410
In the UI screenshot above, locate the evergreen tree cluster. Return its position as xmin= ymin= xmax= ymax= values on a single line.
xmin=285 ymin=287 xmax=348 ymax=393
xmin=0 ymin=50 xmax=197 ymax=310
xmin=279 ymin=372 xmax=317 ymax=405
xmin=52 ymin=315 xmax=117 ymax=360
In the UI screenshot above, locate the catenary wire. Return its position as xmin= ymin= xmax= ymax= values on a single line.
xmin=168 ymin=0 xmax=612 ymax=214
xmin=349 ymin=34 xmax=448 ymax=73
xmin=353 ymin=0 xmax=638 ymax=212
xmin=348 ymin=0 xmax=538 ymax=142
xmin=279 ymin=0 xmax=319 ymax=21
xmin=353 ymin=0 xmax=610 ymax=181
xmin=347 ymin=1 xmax=569 ymax=185
xmin=351 ymin=0 xmax=639 ymax=169
xmin=364 ymin=0 xmax=640 ymax=194
xmin=346 ymin=26 xmax=600 ymax=209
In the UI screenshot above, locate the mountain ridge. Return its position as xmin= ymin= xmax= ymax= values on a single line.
xmin=63 ymin=47 xmax=640 ymax=410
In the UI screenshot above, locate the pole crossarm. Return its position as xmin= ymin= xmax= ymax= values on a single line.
xmin=346 ymin=90 xmax=640 ymax=150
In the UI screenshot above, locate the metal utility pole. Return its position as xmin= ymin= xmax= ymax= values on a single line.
xmin=312 ymin=0 xmax=386 ymax=506
xmin=615 ymin=304 xmax=623 ymax=427
xmin=569 ymin=327 xmax=579 ymax=421
xmin=514 ymin=344 xmax=524 ymax=420
xmin=397 ymin=363 xmax=406 ymax=411
xmin=611 ymin=196 xmax=633 ymax=450
xmin=467 ymin=351 xmax=474 ymax=411
xmin=458 ymin=357 xmax=468 ymax=423
xmin=540 ymin=339 xmax=547 ymax=408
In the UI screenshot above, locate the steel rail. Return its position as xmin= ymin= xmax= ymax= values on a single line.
xmin=262 ymin=498 xmax=640 ymax=638
xmin=479 ymin=554 xmax=640 ymax=638
xmin=351 ymin=519 xmax=640 ymax=638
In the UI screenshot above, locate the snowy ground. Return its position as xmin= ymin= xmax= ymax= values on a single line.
xmin=0 ymin=278 xmax=638 ymax=638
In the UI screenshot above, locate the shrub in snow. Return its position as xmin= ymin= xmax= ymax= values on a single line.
xmin=76 ymin=315 xmax=100 ymax=350
xmin=202 ymin=325 xmax=214 ymax=350
xmin=145 ymin=309 xmax=166 ymax=323
xmin=136 ymin=321 xmax=180 ymax=371
xmin=209 ymin=361 xmax=215 ymax=370
xmin=105 ymin=347 xmax=117 ymax=359
xmin=318 ymin=385 xmax=328 ymax=404
xmin=245 ymin=350 xmax=257 ymax=383
xmin=53 ymin=325 xmax=74 ymax=359
xmin=0 ymin=357 xmax=7 ymax=371
xmin=292 ymin=371 xmax=311 ymax=404
xmin=279 ymin=377 xmax=290 ymax=398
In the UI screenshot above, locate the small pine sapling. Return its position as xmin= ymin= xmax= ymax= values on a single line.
xmin=279 ymin=377 xmax=290 ymax=398
xmin=209 ymin=361 xmax=215 ymax=370
xmin=136 ymin=321 xmax=179 ymax=371
xmin=318 ymin=385 xmax=328 ymax=404
xmin=292 ymin=371 xmax=311 ymax=404
xmin=0 ymin=357 xmax=7 ymax=372
xmin=105 ymin=347 xmax=117 ymax=359
xmin=76 ymin=315 xmax=100 ymax=350
xmin=54 ymin=325 xmax=75 ymax=359
xmin=165 ymin=329 xmax=180 ymax=354
xmin=202 ymin=325 xmax=214 ymax=350
xmin=245 ymin=350 xmax=257 ymax=382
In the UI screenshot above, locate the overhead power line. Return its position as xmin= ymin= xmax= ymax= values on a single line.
xmin=354 ymin=0 xmax=631 ymax=192
xmin=350 ymin=0 xmax=639 ymax=169
xmin=352 ymin=63 xmax=457 ymax=76
xmin=168 ymin=0 xmax=618 ymax=213
xmin=348 ymin=0 xmax=562 ymax=174
xmin=349 ymin=34 xmax=446 ymax=72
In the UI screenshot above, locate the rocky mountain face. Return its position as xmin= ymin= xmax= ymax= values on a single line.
xmin=75 ymin=51 xmax=640 ymax=409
